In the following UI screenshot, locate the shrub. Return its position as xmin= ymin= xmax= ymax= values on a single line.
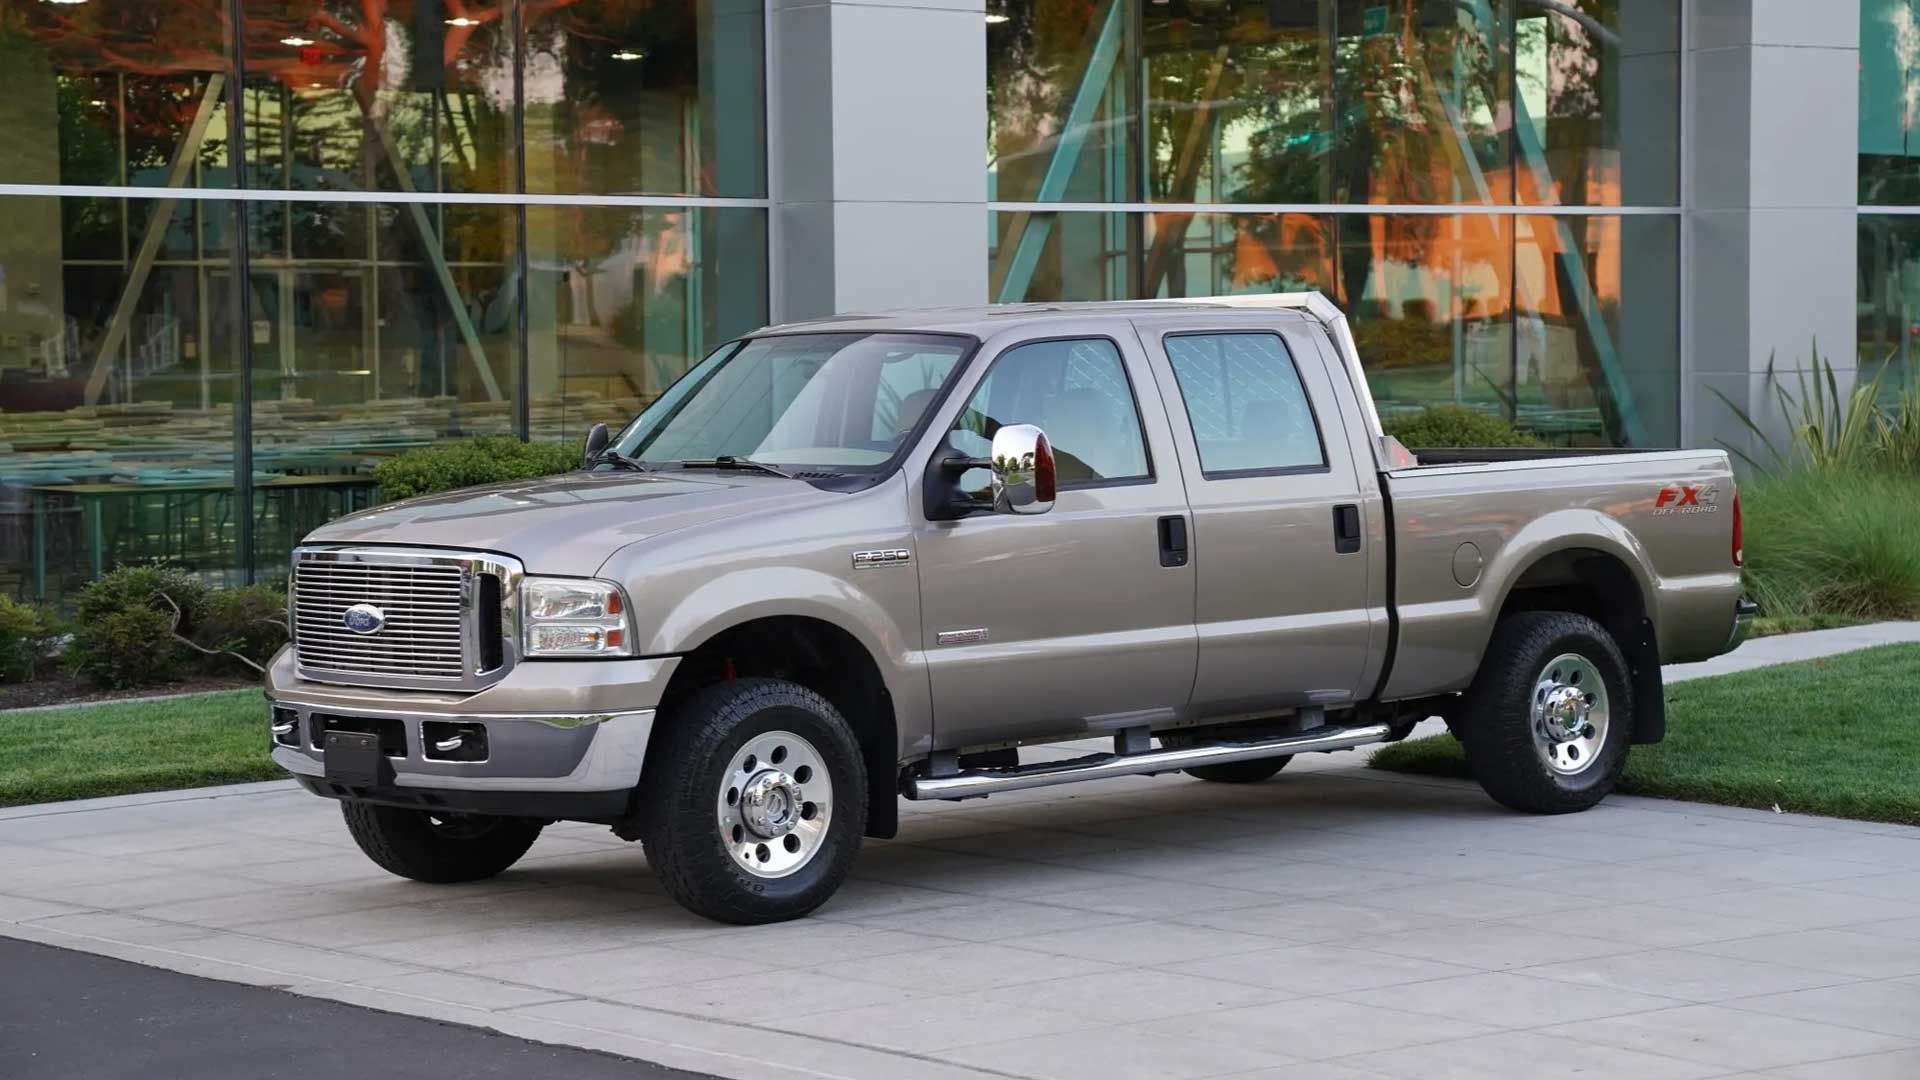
xmin=374 ymin=436 xmax=581 ymax=502
xmin=64 ymin=564 xmax=208 ymax=689
xmin=1713 ymin=346 xmax=1920 ymax=474
xmin=1382 ymin=405 xmax=1545 ymax=449
xmin=191 ymin=584 xmax=288 ymax=670
xmin=0 ymin=595 xmax=59 ymax=683
xmin=1741 ymin=469 xmax=1920 ymax=622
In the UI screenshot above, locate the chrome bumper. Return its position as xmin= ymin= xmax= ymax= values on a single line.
xmin=1727 ymin=597 xmax=1761 ymax=652
xmin=268 ymin=699 xmax=655 ymax=794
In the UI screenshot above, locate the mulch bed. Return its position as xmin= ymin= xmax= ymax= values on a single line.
xmin=0 ymin=673 xmax=258 ymax=712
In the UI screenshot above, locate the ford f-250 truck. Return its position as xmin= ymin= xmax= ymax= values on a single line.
xmin=266 ymin=293 xmax=1753 ymax=924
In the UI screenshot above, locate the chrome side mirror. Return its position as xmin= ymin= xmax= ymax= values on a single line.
xmin=989 ymin=424 xmax=1056 ymax=515
xmin=582 ymin=422 xmax=610 ymax=468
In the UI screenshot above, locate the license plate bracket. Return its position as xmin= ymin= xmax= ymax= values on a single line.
xmin=324 ymin=730 xmax=392 ymax=788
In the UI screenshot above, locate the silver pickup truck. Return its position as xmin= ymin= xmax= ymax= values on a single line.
xmin=266 ymin=294 xmax=1752 ymax=923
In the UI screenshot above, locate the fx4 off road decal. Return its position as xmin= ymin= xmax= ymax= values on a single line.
xmin=1653 ymin=483 xmax=1720 ymax=516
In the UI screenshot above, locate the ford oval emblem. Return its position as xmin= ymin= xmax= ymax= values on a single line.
xmin=342 ymin=603 xmax=386 ymax=635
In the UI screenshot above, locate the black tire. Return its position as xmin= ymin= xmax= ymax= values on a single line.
xmin=340 ymin=803 xmax=544 ymax=884
xmin=641 ymin=678 xmax=867 ymax=924
xmin=1162 ymin=733 xmax=1292 ymax=783
xmin=1461 ymin=611 xmax=1633 ymax=814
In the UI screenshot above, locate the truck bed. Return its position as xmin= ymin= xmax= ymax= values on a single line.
xmin=1377 ymin=448 xmax=1743 ymax=703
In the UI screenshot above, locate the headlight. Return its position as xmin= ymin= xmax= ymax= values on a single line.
xmin=521 ymin=577 xmax=633 ymax=657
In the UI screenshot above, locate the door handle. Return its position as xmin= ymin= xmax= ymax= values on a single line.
xmin=1333 ymin=504 xmax=1362 ymax=554
xmin=1157 ymin=515 xmax=1189 ymax=568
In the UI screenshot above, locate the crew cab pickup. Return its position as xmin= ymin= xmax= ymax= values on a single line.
xmin=266 ymin=294 xmax=1752 ymax=923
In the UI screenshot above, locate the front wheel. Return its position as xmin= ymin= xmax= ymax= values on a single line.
xmin=641 ymin=678 xmax=867 ymax=924
xmin=341 ymin=803 xmax=544 ymax=884
xmin=1460 ymin=611 xmax=1633 ymax=814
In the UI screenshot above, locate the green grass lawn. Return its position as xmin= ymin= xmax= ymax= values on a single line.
xmin=1371 ymin=644 xmax=1920 ymax=826
xmin=0 ymin=690 xmax=279 ymax=808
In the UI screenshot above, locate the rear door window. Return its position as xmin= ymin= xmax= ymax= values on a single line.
xmin=1163 ymin=332 xmax=1326 ymax=476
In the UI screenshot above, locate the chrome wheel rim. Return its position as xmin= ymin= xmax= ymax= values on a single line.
xmin=716 ymin=730 xmax=831 ymax=879
xmin=1532 ymin=652 xmax=1609 ymax=776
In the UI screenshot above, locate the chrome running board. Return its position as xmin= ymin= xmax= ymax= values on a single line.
xmin=904 ymin=723 xmax=1393 ymax=801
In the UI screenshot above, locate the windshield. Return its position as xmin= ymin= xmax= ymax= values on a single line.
xmin=614 ymin=333 xmax=973 ymax=472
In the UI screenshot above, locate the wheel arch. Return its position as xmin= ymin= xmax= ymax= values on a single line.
xmin=649 ymin=614 xmax=902 ymax=839
xmin=1490 ymin=542 xmax=1665 ymax=745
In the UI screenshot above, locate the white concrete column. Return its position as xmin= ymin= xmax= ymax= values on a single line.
xmin=768 ymin=0 xmax=988 ymax=321
xmin=1687 ymin=0 xmax=1860 ymax=456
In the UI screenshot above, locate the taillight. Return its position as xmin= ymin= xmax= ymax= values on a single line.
xmin=1731 ymin=488 xmax=1744 ymax=567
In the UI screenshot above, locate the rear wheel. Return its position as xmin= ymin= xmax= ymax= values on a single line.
xmin=1461 ymin=611 xmax=1632 ymax=814
xmin=642 ymin=678 xmax=867 ymax=924
xmin=341 ymin=803 xmax=544 ymax=884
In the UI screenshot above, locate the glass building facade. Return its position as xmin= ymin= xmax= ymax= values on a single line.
xmin=1 ymin=0 xmax=1893 ymax=604
xmin=1861 ymin=0 xmax=1920 ymax=396
xmin=0 ymin=0 xmax=767 ymax=602
xmin=987 ymin=0 xmax=1683 ymax=449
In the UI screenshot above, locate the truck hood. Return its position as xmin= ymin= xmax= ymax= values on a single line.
xmin=305 ymin=470 xmax=837 ymax=574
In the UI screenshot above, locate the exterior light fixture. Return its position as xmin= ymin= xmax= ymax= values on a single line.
xmin=984 ymin=12 xmax=1009 ymax=23
xmin=281 ymin=36 xmax=315 ymax=47
xmin=611 ymin=50 xmax=644 ymax=61
xmin=41 ymin=0 xmax=89 ymax=6
xmin=445 ymin=16 xmax=480 ymax=27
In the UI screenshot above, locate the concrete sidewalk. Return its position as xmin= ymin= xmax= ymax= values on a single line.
xmin=1664 ymin=621 xmax=1920 ymax=683
xmin=2 ymin=624 xmax=1918 ymax=1080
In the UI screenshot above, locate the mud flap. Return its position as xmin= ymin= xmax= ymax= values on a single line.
xmin=1628 ymin=616 xmax=1666 ymax=745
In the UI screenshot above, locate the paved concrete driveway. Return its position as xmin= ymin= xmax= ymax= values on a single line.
xmin=4 ymin=743 xmax=1919 ymax=1080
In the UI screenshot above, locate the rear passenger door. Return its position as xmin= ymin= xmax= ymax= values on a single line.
xmin=1142 ymin=323 xmax=1374 ymax=716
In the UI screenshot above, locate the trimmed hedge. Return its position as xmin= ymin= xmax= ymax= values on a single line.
xmin=1382 ymin=405 xmax=1544 ymax=449
xmin=374 ymin=436 xmax=581 ymax=502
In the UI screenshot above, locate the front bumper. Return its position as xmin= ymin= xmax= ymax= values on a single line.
xmin=264 ymin=646 xmax=674 ymax=820
xmin=268 ymin=700 xmax=656 ymax=793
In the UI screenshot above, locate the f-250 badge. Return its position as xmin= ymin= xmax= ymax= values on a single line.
xmin=1653 ymin=483 xmax=1719 ymax=515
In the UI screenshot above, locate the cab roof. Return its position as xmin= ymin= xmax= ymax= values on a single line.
xmin=753 ymin=297 xmax=1326 ymax=340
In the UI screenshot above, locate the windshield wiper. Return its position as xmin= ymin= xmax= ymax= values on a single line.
xmin=591 ymin=448 xmax=652 ymax=472
xmin=674 ymin=455 xmax=794 ymax=479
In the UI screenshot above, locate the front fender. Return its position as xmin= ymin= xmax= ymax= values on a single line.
xmin=635 ymin=565 xmax=933 ymax=761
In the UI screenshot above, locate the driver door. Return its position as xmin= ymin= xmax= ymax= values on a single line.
xmin=911 ymin=330 xmax=1197 ymax=749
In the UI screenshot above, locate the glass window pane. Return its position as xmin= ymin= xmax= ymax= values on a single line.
xmin=952 ymin=338 xmax=1149 ymax=486
xmin=1862 ymin=0 xmax=1920 ymax=204
xmin=1513 ymin=213 xmax=1678 ymax=447
xmin=526 ymin=206 xmax=767 ymax=442
xmin=1515 ymin=2 xmax=1678 ymax=207
xmin=992 ymin=209 xmax=1337 ymax=302
xmin=0 ymin=7 xmax=234 ymax=189
xmin=1340 ymin=212 xmax=1515 ymax=428
xmin=523 ymin=0 xmax=767 ymax=197
xmin=239 ymin=0 xmax=515 ymax=193
xmin=987 ymin=0 xmax=1135 ymax=203
xmin=244 ymin=200 xmax=515 ymax=571
xmin=0 ymin=195 xmax=243 ymax=602
xmin=1858 ymin=215 xmax=1920 ymax=394
xmin=1165 ymin=333 xmax=1324 ymax=473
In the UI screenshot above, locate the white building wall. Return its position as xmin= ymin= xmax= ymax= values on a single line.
xmin=1688 ymin=0 xmax=1861 ymax=458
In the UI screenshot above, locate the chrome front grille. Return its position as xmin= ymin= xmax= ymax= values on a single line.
xmin=292 ymin=547 xmax=523 ymax=690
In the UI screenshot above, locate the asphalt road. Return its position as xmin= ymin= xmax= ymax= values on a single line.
xmin=0 ymin=936 xmax=719 ymax=1080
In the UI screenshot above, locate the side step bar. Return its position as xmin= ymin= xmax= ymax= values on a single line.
xmin=905 ymin=723 xmax=1393 ymax=801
